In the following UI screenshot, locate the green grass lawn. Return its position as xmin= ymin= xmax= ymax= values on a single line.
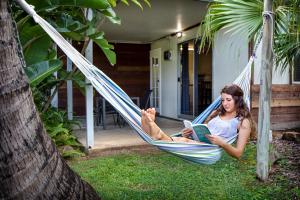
xmin=70 ymin=143 xmax=299 ymax=200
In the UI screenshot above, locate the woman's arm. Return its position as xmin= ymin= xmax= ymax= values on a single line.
xmin=206 ymin=118 xmax=251 ymax=159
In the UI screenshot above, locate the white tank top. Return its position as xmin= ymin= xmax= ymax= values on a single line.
xmin=207 ymin=115 xmax=240 ymax=139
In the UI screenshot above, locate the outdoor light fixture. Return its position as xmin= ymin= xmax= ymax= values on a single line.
xmin=176 ymin=32 xmax=182 ymax=38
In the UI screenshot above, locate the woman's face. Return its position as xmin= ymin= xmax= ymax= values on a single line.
xmin=221 ymin=93 xmax=236 ymax=113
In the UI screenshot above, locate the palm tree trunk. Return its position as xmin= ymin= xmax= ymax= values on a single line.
xmin=0 ymin=1 xmax=100 ymax=199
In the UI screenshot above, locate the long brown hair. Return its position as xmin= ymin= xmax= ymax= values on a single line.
xmin=206 ymin=84 xmax=256 ymax=138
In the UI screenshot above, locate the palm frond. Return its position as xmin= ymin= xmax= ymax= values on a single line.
xmin=198 ymin=0 xmax=299 ymax=72
xmin=197 ymin=0 xmax=263 ymax=52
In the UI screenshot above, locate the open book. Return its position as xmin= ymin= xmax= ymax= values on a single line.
xmin=183 ymin=120 xmax=211 ymax=144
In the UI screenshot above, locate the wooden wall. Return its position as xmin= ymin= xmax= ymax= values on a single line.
xmin=94 ymin=43 xmax=150 ymax=99
xmin=58 ymin=43 xmax=150 ymax=116
xmin=251 ymin=84 xmax=300 ymax=130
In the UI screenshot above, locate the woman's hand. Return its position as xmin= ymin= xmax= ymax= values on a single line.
xmin=206 ymin=135 xmax=226 ymax=147
xmin=181 ymin=128 xmax=193 ymax=138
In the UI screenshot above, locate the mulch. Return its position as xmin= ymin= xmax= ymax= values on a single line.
xmin=270 ymin=134 xmax=300 ymax=189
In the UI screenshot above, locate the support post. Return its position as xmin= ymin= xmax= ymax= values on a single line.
xmin=256 ymin=0 xmax=274 ymax=181
xmin=51 ymin=44 xmax=58 ymax=108
xmin=67 ymin=53 xmax=73 ymax=120
xmin=85 ymin=9 xmax=94 ymax=149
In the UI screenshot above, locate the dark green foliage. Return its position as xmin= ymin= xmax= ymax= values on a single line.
xmin=11 ymin=0 xmax=150 ymax=159
xmin=41 ymin=107 xmax=84 ymax=158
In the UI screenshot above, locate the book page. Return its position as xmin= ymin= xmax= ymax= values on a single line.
xmin=183 ymin=120 xmax=200 ymax=141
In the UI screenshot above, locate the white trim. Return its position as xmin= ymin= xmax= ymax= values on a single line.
xmin=159 ymin=50 xmax=162 ymax=114
xmin=67 ymin=56 xmax=73 ymax=120
xmin=85 ymin=9 xmax=94 ymax=149
xmin=177 ymin=44 xmax=181 ymax=117
xmin=149 ymin=48 xmax=162 ymax=113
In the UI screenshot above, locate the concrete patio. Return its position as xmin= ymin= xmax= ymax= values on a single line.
xmin=74 ymin=116 xmax=184 ymax=156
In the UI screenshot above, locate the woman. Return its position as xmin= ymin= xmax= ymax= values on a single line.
xmin=141 ymin=84 xmax=255 ymax=159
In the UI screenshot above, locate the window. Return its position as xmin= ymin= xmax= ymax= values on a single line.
xmin=293 ymin=54 xmax=300 ymax=83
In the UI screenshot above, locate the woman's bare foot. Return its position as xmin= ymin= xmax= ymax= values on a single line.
xmin=141 ymin=108 xmax=156 ymax=136
xmin=146 ymin=108 xmax=156 ymax=121
xmin=141 ymin=110 xmax=151 ymax=135
xmin=141 ymin=109 xmax=174 ymax=141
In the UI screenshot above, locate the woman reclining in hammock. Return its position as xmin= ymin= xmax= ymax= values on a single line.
xmin=141 ymin=84 xmax=255 ymax=159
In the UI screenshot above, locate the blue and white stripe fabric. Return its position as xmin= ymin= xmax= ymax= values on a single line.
xmin=19 ymin=0 xmax=254 ymax=164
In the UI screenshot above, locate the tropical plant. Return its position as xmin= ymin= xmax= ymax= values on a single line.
xmin=41 ymin=107 xmax=84 ymax=158
xmin=10 ymin=0 xmax=150 ymax=156
xmin=15 ymin=0 xmax=150 ymax=80
xmin=12 ymin=0 xmax=150 ymax=111
xmin=197 ymin=0 xmax=299 ymax=72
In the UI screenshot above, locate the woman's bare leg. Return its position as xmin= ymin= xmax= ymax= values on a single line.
xmin=172 ymin=137 xmax=201 ymax=143
xmin=141 ymin=109 xmax=201 ymax=143
xmin=141 ymin=110 xmax=172 ymax=141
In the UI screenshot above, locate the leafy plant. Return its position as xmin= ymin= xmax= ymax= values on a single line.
xmin=41 ymin=107 xmax=84 ymax=158
xmin=197 ymin=0 xmax=299 ymax=72
xmin=11 ymin=0 xmax=151 ymax=158
xmin=12 ymin=0 xmax=150 ymax=112
xmin=25 ymin=60 xmax=62 ymax=87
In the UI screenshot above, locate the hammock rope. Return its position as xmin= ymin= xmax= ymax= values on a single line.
xmin=17 ymin=0 xmax=262 ymax=164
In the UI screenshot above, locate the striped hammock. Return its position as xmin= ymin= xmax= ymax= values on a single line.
xmin=18 ymin=0 xmax=255 ymax=164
